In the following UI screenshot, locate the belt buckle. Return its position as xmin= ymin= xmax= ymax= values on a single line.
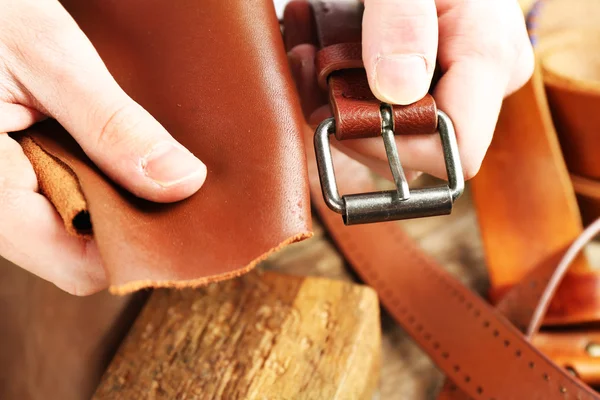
xmin=313 ymin=104 xmax=465 ymax=225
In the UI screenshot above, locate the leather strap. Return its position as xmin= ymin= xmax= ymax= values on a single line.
xmin=310 ymin=0 xmax=438 ymax=140
xmin=286 ymin=0 xmax=600 ymax=398
xmin=305 ymin=128 xmax=599 ymax=400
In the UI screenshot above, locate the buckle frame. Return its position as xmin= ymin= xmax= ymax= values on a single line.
xmin=313 ymin=107 xmax=464 ymax=225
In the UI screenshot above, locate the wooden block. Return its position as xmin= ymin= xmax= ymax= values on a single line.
xmin=93 ymin=270 xmax=381 ymax=400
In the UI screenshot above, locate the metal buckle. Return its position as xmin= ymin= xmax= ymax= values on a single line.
xmin=314 ymin=104 xmax=464 ymax=225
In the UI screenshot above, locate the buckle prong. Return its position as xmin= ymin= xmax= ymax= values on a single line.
xmin=381 ymin=103 xmax=410 ymax=201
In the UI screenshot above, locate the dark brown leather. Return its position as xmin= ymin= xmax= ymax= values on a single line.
xmin=328 ymin=70 xmax=439 ymax=140
xmin=16 ymin=0 xmax=313 ymax=294
xmin=308 ymin=0 xmax=438 ymax=140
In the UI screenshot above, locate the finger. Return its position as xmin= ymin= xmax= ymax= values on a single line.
xmin=2 ymin=1 xmax=206 ymax=203
xmin=0 ymin=133 xmax=38 ymax=191
xmin=362 ymin=0 xmax=438 ymax=105
xmin=0 ymin=136 xmax=107 ymax=295
xmin=0 ymin=103 xmax=46 ymax=133
xmin=288 ymin=44 xmax=422 ymax=183
xmin=432 ymin=0 xmax=534 ymax=178
xmin=343 ymin=0 xmax=533 ymax=180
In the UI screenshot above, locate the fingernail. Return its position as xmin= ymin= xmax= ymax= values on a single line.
xmin=143 ymin=142 xmax=206 ymax=187
xmin=374 ymin=54 xmax=430 ymax=104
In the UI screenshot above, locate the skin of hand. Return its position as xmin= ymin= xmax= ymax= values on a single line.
xmin=0 ymin=0 xmax=207 ymax=295
xmin=288 ymin=0 xmax=535 ymax=182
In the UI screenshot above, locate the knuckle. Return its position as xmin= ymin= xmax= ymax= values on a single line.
xmin=367 ymin=0 xmax=436 ymax=46
xmin=454 ymin=2 xmax=524 ymax=68
xmin=95 ymin=102 xmax=144 ymax=150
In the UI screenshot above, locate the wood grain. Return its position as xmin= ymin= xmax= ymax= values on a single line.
xmin=93 ymin=271 xmax=380 ymax=400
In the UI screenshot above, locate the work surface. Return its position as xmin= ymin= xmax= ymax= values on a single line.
xmin=263 ymin=175 xmax=600 ymax=399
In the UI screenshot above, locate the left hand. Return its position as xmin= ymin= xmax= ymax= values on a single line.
xmin=289 ymin=0 xmax=534 ymax=182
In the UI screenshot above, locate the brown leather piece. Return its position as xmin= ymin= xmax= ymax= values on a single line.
xmin=532 ymin=0 xmax=600 ymax=226
xmin=540 ymin=38 xmax=600 ymax=225
xmin=0 ymin=257 xmax=147 ymax=400
xmin=315 ymin=42 xmax=363 ymax=89
xmin=532 ymin=331 xmax=600 ymax=386
xmin=15 ymin=135 xmax=92 ymax=238
xmin=329 ymin=70 xmax=438 ymax=140
xmin=17 ymin=0 xmax=312 ymax=294
xmin=470 ymin=66 xmax=600 ymax=324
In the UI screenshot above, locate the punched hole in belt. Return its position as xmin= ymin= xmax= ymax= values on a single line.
xmin=565 ymin=366 xmax=579 ymax=378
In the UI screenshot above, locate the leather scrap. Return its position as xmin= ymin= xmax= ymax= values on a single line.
xmin=14 ymin=0 xmax=313 ymax=294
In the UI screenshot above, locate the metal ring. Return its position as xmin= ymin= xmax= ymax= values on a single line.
xmin=437 ymin=110 xmax=465 ymax=201
xmin=314 ymin=117 xmax=345 ymax=214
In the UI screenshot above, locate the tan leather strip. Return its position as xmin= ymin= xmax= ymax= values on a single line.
xmin=469 ymin=64 xmax=600 ymax=327
xmin=15 ymin=135 xmax=91 ymax=238
xmin=305 ymin=136 xmax=599 ymax=399
xmin=470 ymin=66 xmax=588 ymax=289
xmin=17 ymin=0 xmax=313 ymax=294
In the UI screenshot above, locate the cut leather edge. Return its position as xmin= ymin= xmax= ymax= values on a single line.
xmin=108 ymin=231 xmax=313 ymax=295
xmin=16 ymin=132 xmax=314 ymax=296
xmin=15 ymin=134 xmax=93 ymax=239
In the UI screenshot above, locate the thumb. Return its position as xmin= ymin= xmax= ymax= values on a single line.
xmin=362 ymin=0 xmax=438 ymax=105
xmin=5 ymin=1 xmax=206 ymax=203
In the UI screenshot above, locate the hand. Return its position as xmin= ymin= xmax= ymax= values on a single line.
xmin=0 ymin=0 xmax=207 ymax=295
xmin=289 ymin=0 xmax=534 ymax=182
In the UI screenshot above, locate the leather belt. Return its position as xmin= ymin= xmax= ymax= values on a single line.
xmin=285 ymin=0 xmax=600 ymax=398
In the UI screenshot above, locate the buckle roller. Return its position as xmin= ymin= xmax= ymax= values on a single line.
xmin=313 ymin=104 xmax=465 ymax=225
